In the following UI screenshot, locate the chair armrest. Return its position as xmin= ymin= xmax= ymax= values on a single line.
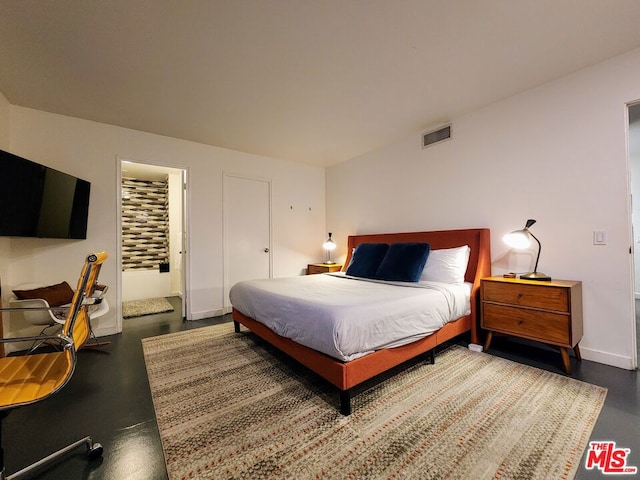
xmin=87 ymin=298 xmax=109 ymax=319
xmin=4 ymin=297 xmax=50 ymax=309
xmin=1 ymin=303 xmax=67 ymax=322
xmin=1 ymin=305 xmax=55 ymax=312
xmin=88 ymin=285 xmax=108 ymax=304
xmin=0 ymin=333 xmax=74 ymax=349
xmin=94 ymin=284 xmax=108 ymax=297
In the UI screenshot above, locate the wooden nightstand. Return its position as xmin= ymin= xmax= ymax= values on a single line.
xmin=481 ymin=276 xmax=583 ymax=374
xmin=307 ymin=263 xmax=343 ymax=275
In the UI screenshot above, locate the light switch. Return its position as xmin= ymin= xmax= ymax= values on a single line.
xmin=593 ymin=230 xmax=607 ymax=245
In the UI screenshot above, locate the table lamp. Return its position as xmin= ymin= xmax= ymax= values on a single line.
xmin=323 ymin=232 xmax=336 ymax=264
xmin=503 ymin=219 xmax=551 ymax=281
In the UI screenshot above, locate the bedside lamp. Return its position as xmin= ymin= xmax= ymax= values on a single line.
xmin=323 ymin=232 xmax=336 ymax=264
xmin=503 ymin=219 xmax=551 ymax=281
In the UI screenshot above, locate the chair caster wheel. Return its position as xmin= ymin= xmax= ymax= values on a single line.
xmin=87 ymin=442 xmax=103 ymax=460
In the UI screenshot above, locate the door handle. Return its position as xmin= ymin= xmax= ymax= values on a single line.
xmin=264 ymin=248 xmax=270 ymax=253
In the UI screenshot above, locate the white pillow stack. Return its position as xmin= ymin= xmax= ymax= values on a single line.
xmin=420 ymin=245 xmax=471 ymax=284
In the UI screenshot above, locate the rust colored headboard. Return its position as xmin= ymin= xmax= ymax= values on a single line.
xmin=343 ymin=228 xmax=491 ymax=283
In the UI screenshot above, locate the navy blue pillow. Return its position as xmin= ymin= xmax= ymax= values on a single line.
xmin=346 ymin=243 xmax=389 ymax=278
xmin=375 ymin=242 xmax=431 ymax=282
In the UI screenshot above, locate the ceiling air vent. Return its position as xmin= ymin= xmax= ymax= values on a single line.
xmin=422 ymin=124 xmax=451 ymax=148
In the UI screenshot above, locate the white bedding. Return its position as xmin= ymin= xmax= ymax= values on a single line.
xmin=229 ymin=272 xmax=471 ymax=362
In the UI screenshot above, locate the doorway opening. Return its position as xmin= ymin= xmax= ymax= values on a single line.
xmin=118 ymin=160 xmax=189 ymax=329
xmin=628 ymin=102 xmax=640 ymax=367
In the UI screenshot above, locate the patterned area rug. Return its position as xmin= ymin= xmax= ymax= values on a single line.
xmin=122 ymin=297 xmax=174 ymax=318
xmin=142 ymin=323 xmax=606 ymax=480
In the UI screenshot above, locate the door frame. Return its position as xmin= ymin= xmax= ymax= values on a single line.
xmin=222 ymin=172 xmax=272 ymax=313
xmin=626 ymin=101 xmax=640 ymax=369
xmin=116 ymin=157 xmax=191 ymax=331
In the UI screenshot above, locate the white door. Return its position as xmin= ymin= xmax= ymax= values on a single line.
xmin=224 ymin=174 xmax=271 ymax=311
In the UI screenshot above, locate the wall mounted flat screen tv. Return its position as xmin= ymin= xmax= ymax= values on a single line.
xmin=0 ymin=149 xmax=91 ymax=239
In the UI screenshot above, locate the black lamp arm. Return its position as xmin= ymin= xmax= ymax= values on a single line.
xmin=528 ymin=230 xmax=542 ymax=273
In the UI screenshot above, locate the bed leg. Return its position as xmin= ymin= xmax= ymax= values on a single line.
xmin=428 ymin=349 xmax=435 ymax=364
xmin=339 ymin=389 xmax=352 ymax=416
xmin=233 ymin=320 xmax=240 ymax=333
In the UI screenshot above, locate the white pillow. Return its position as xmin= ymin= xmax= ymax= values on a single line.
xmin=420 ymin=245 xmax=471 ymax=284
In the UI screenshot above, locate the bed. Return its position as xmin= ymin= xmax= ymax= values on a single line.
xmin=231 ymin=228 xmax=491 ymax=415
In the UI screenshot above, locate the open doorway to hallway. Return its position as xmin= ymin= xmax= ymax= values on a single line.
xmin=628 ymin=103 xmax=640 ymax=366
xmin=119 ymin=160 xmax=188 ymax=327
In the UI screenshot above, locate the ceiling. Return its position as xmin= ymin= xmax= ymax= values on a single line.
xmin=1 ymin=1 xmax=640 ymax=167
xmin=121 ymin=160 xmax=183 ymax=181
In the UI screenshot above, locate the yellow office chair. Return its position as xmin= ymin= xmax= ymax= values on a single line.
xmin=0 ymin=252 xmax=108 ymax=480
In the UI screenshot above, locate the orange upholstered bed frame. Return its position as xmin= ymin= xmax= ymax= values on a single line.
xmin=232 ymin=228 xmax=491 ymax=415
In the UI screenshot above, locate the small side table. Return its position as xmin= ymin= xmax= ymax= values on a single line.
xmin=481 ymin=276 xmax=583 ymax=374
xmin=307 ymin=263 xmax=343 ymax=275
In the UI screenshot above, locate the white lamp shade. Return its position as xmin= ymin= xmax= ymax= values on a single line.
xmin=323 ymin=239 xmax=336 ymax=250
xmin=503 ymin=230 xmax=531 ymax=249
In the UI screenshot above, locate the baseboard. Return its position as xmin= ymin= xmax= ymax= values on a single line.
xmin=189 ymin=308 xmax=225 ymax=321
xmin=92 ymin=324 xmax=118 ymax=338
xmin=580 ymin=346 xmax=635 ymax=370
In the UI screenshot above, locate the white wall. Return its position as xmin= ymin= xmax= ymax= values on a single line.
xmin=121 ymin=269 xmax=171 ymax=302
xmin=0 ymin=89 xmax=9 ymax=149
xmin=2 ymin=106 xmax=326 ymax=344
xmin=327 ymin=48 xmax=640 ymax=370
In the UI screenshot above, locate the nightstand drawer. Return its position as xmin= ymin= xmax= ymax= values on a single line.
xmin=482 ymin=281 xmax=569 ymax=312
xmin=482 ymin=303 xmax=570 ymax=345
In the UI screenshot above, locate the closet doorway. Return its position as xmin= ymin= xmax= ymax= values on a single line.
xmin=223 ymin=174 xmax=272 ymax=313
xmin=118 ymin=160 xmax=189 ymax=329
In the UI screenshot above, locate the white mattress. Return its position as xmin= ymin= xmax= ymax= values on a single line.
xmin=229 ymin=272 xmax=471 ymax=362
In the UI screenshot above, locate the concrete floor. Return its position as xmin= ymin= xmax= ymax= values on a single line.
xmin=2 ymin=297 xmax=638 ymax=479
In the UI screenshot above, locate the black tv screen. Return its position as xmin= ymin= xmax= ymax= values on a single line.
xmin=0 ymin=149 xmax=91 ymax=239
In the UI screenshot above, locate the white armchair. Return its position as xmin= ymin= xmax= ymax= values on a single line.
xmin=9 ymin=282 xmax=109 ymax=351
